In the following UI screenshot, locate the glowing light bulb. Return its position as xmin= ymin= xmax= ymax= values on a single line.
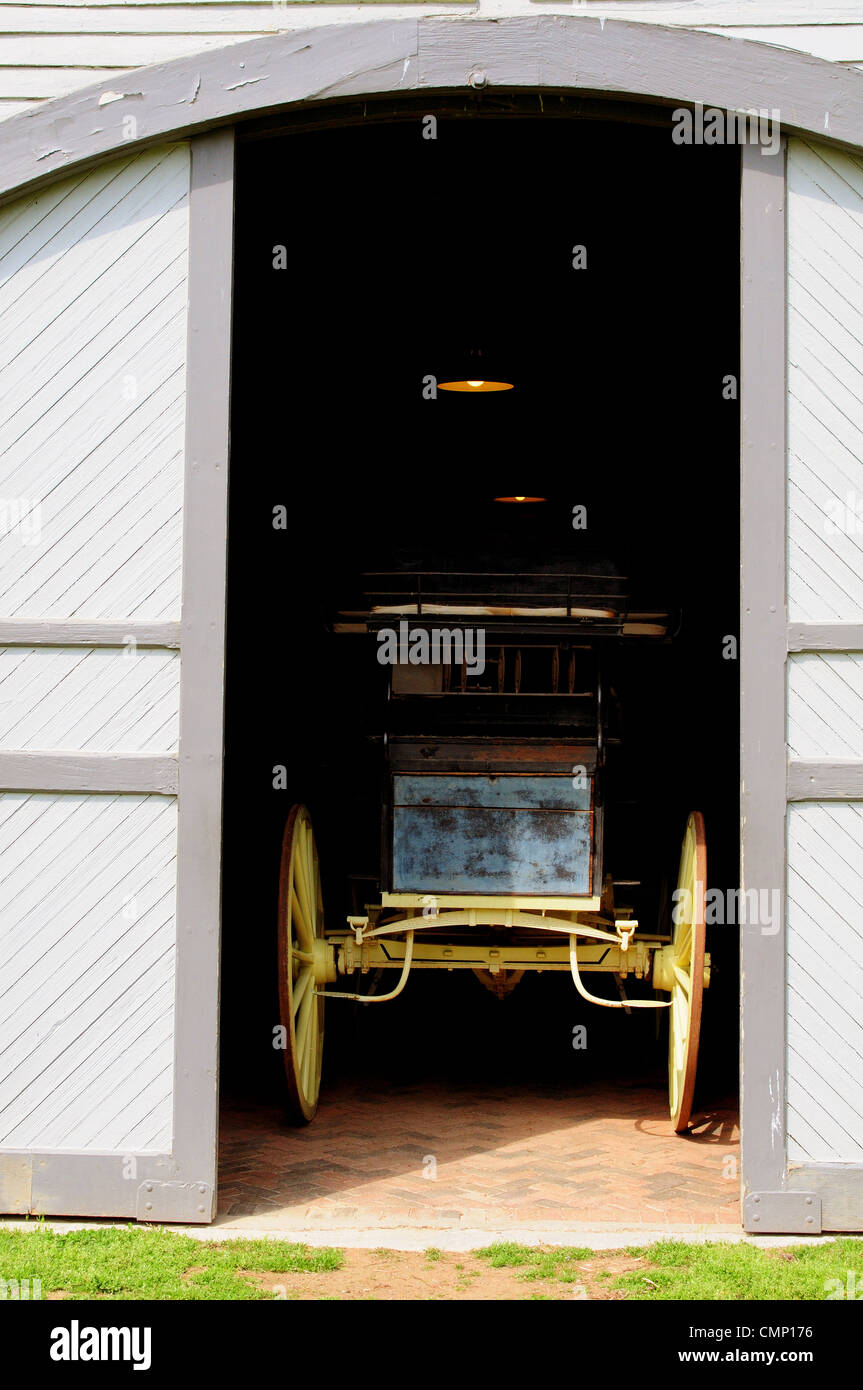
xmin=467 ymin=380 xmax=484 ymax=388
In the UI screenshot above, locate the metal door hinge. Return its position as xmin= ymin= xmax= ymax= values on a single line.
xmin=744 ymin=1191 xmax=821 ymax=1234
xmin=136 ymin=1180 xmax=214 ymax=1224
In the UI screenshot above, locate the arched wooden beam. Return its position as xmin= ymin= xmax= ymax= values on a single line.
xmin=1 ymin=16 xmax=862 ymax=203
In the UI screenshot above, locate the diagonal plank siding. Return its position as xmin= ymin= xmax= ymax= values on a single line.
xmin=787 ymin=139 xmax=863 ymax=622
xmin=0 ymin=145 xmax=188 ymax=620
xmin=0 ymin=647 xmax=180 ymax=752
xmin=786 ymin=139 xmax=863 ymax=1166
xmin=787 ymin=805 xmax=863 ymax=1162
xmin=788 ymin=653 xmax=863 ymax=758
xmin=0 ymin=792 xmax=177 ymax=1151
xmin=0 ymin=149 xmax=188 ymax=1161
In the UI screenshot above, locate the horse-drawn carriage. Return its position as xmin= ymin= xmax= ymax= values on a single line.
xmin=277 ymin=563 xmax=709 ymax=1131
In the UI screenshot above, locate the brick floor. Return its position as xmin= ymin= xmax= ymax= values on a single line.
xmin=218 ymin=1080 xmax=740 ymax=1229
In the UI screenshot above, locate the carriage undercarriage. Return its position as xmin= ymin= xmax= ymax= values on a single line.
xmin=279 ymin=807 xmax=710 ymax=1136
xmin=277 ymin=569 xmax=712 ymax=1136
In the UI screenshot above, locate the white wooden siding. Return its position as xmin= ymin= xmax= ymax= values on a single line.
xmin=786 ymin=140 xmax=863 ymax=1164
xmin=0 ymin=647 xmax=180 ymax=752
xmin=0 ymin=147 xmax=187 ymax=1159
xmin=787 ymin=804 xmax=863 ymax=1163
xmin=787 ymin=139 xmax=863 ymax=624
xmin=1 ymin=1 xmax=862 ymax=117
xmin=788 ymin=654 xmax=863 ymax=759
xmin=0 ymin=792 xmax=177 ymax=1151
xmin=0 ymin=145 xmax=188 ymax=620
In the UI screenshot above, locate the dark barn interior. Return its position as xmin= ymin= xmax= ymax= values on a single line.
xmin=220 ymin=111 xmax=740 ymax=1173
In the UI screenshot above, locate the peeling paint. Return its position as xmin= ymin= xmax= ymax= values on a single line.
xmin=768 ymin=1070 xmax=783 ymax=1153
xmin=35 ymin=148 xmax=63 ymax=161
xmin=188 ymin=75 xmax=202 ymax=105
xmin=98 ymin=91 xmax=141 ymax=108
xmin=224 ymin=77 xmax=266 ymax=92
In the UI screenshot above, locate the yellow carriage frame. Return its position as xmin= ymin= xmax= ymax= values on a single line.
xmin=278 ymin=804 xmax=710 ymax=1133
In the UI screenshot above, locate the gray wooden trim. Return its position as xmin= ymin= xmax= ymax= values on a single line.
xmin=788 ymin=761 xmax=863 ymax=802
xmin=788 ymin=1164 xmax=863 ymax=1233
xmin=740 ymin=139 xmax=789 ymax=1220
xmin=2 ymin=18 xmax=863 ymax=206
xmin=0 ymin=1152 xmax=210 ymax=1223
xmin=0 ymin=621 xmax=181 ymax=648
xmin=0 ymin=751 xmax=178 ymax=794
xmin=787 ymin=623 xmax=863 ymax=653
xmin=168 ymin=128 xmax=234 ymax=1222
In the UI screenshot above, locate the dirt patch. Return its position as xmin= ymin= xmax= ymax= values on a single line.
xmin=241 ymin=1249 xmax=646 ymax=1301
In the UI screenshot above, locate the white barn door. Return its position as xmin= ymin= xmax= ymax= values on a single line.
xmin=782 ymin=137 xmax=863 ymax=1227
xmin=0 ymin=133 xmax=232 ymax=1222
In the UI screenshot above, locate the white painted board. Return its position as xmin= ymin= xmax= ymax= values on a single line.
xmin=0 ymin=145 xmax=188 ymax=620
xmin=0 ymin=792 xmax=177 ymax=1151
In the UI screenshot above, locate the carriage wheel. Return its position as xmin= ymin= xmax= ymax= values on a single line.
xmin=664 ymin=811 xmax=707 ymax=1133
xmin=277 ymin=805 xmax=325 ymax=1124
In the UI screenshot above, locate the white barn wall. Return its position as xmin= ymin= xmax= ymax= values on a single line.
xmin=787 ymin=804 xmax=863 ymax=1163
xmin=787 ymin=139 xmax=863 ymax=623
xmin=0 ymin=647 xmax=180 ymax=751
xmin=0 ymin=792 xmax=177 ymax=1150
xmin=0 ymin=144 xmax=187 ymax=1156
xmin=0 ymin=146 xmax=187 ymax=620
xmin=786 ymin=135 xmax=863 ymax=1168
xmin=1 ymin=0 xmax=863 ymax=120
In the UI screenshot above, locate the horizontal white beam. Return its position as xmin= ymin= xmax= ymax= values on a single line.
xmin=0 ymin=621 xmax=181 ymax=648
xmin=787 ymin=623 xmax=863 ymax=653
xmin=0 ymin=751 xmax=178 ymax=794
xmin=787 ymin=760 xmax=863 ymax=801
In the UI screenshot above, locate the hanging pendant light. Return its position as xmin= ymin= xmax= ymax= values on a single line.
xmin=439 ymin=379 xmax=513 ymax=393
xmin=438 ymin=346 xmax=513 ymax=393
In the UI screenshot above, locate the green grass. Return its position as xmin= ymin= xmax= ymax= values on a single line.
xmin=0 ymin=1227 xmax=342 ymax=1301
xmin=477 ymin=1238 xmax=863 ymax=1300
xmin=2 ymin=1228 xmax=863 ymax=1301
xmin=614 ymin=1237 xmax=863 ymax=1301
xmin=476 ymin=1242 xmax=594 ymax=1283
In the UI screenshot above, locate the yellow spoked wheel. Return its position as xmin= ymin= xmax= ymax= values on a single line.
xmin=277 ymin=805 xmax=325 ymax=1124
xmin=654 ymin=811 xmax=708 ymax=1133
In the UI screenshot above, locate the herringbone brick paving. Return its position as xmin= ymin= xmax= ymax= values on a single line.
xmin=218 ymin=1081 xmax=739 ymax=1227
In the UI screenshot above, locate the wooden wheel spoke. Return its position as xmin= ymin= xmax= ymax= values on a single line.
xmin=299 ymin=994 xmax=315 ymax=1095
xmin=291 ymin=883 xmax=313 ymax=952
xmin=673 ymin=963 xmax=692 ymax=994
xmin=295 ymin=983 xmax=314 ymax=1066
xmin=293 ymin=966 xmax=313 ymax=1016
xmin=301 ymin=823 xmax=318 ymax=935
xmin=292 ymin=855 xmax=314 ymax=950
